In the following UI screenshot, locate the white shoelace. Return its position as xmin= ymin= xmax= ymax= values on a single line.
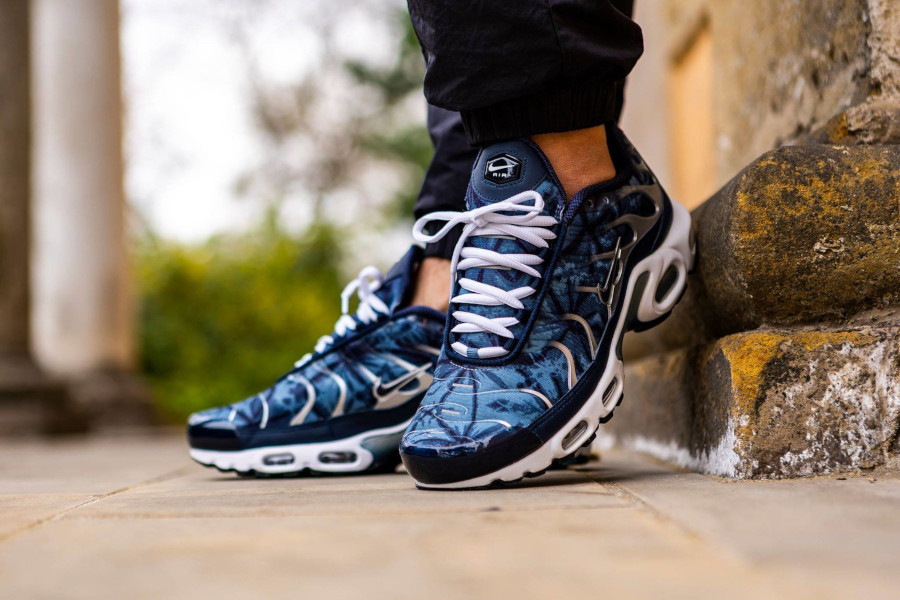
xmin=413 ymin=190 xmax=557 ymax=358
xmin=294 ymin=265 xmax=390 ymax=367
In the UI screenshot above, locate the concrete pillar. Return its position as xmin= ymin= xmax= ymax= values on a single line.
xmin=31 ymin=0 xmax=151 ymax=425
xmin=0 ymin=0 xmax=71 ymax=433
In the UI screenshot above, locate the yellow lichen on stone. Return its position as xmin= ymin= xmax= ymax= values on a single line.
xmin=717 ymin=329 xmax=874 ymax=442
xmin=734 ymin=149 xmax=898 ymax=244
xmin=826 ymin=113 xmax=850 ymax=143
xmin=723 ymin=147 xmax=900 ymax=323
xmin=718 ymin=332 xmax=782 ymax=419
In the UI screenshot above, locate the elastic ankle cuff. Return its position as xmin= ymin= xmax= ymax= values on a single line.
xmin=460 ymin=78 xmax=624 ymax=146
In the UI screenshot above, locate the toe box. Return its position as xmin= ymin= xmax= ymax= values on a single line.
xmin=187 ymin=409 xmax=243 ymax=451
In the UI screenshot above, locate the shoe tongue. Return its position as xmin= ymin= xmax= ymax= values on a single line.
xmin=469 ymin=139 xmax=565 ymax=214
xmin=373 ymin=245 xmax=422 ymax=314
xmin=451 ymin=140 xmax=565 ymax=359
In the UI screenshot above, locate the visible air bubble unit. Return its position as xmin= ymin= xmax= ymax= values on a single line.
xmin=602 ymin=378 xmax=618 ymax=405
xmin=262 ymin=453 xmax=295 ymax=466
xmin=655 ymin=264 xmax=680 ymax=303
xmin=562 ymin=420 xmax=588 ymax=451
xmin=318 ymin=451 xmax=358 ymax=464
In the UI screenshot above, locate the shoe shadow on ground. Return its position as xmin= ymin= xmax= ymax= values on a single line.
xmin=201 ymin=468 xmax=405 ymax=483
xmin=198 ymin=460 xmax=675 ymax=489
xmin=464 ymin=463 xmax=674 ymax=491
xmin=201 ymin=471 xmax=601 ymax=489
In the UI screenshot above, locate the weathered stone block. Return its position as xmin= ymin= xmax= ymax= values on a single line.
xmin=607 ymin=312 xmax=900 ymax=478
xmin=625 ymin=143 xmax=900 ymax=359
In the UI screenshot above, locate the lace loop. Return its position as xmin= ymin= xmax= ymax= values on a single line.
xmin=413 ymin=190 xmax=557 ymax=358
xmin=294 ymin=266 xmax=389 ymax=367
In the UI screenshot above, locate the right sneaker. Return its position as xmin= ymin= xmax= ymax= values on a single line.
xmin=187 ymin=247 xmax=446 ymax=476
xmin=400 ymin=127 xmax=695 ymax=489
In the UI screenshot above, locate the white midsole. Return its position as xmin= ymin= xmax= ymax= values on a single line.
xmin=416 ymin=199 xmax=695 ymax=489
xmin=190 ymin=419 xmax=412 ymax=475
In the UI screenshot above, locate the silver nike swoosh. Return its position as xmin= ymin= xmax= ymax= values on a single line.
xmin=578 ymin=235 xmax=625 ymax=319
xmin=487 ymin=163 xmax=514 ymax=172
xmin=373 ymin=363 xmax=433 ymax=408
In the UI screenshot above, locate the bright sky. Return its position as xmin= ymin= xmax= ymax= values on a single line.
xmin=121 ymin=0 xmax=406 ymax=244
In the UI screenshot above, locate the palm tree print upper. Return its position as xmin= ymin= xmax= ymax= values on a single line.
xmin=402 ymin=128 xmax=662 ymax=459
xmin=187 ymin=246 xmax=446 ymax=451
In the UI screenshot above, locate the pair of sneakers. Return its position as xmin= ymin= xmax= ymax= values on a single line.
xmin=188 ymin=126 xmax=694 ymax=489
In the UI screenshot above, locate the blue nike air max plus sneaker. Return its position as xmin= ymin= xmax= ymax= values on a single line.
xmin=400 ymin=126 xmax=695 ymax=489
xmin=188 ymin=247 xmax=445 ymax=476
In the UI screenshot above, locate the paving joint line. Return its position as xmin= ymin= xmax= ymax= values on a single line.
xmin=0 ymin=466 xmax=193 ymax=544
xmin=585 ymin=470 xmax=862 ymax=599
xmin=582 ymin=469 xmax=752 ymax=566
xmin=44 ymin=502 xmax=631 ymax=521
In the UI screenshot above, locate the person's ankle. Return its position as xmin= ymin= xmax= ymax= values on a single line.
xmin=531 ymin=124 xmax=616 ymax=201
xmin=410 ymin=257 xmax=451 ymax=312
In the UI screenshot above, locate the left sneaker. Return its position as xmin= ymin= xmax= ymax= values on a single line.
xmin=187 ymin=247 xmax=446 ymax=476
xmin=400 ymin=126 xmax=695 ymax=489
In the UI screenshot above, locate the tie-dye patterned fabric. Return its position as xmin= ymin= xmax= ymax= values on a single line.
xmin=401 ymin=130 xmax=662 ymax=459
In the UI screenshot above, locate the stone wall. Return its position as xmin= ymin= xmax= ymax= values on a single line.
xmin=613 ymin=0 xmax=900 ymax=478
xmin=608 ymin=144 xmax=900 ymax=478
xmin=622 ymin=0 xmax=900 ymax=204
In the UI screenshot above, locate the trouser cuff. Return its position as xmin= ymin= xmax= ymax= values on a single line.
xmin=460 ymin=78 xmax=624 ymax=146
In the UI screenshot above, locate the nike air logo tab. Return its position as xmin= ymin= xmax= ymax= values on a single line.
xmin=484 ymin=154 xmax=522 ymax=184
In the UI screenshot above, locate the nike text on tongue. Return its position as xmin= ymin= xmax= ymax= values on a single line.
xmin=412 ymin=190 xmax=557 ymax=359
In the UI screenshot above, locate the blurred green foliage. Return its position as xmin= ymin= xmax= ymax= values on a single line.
xmin=137 ymin=217 xmax=344 ymax=421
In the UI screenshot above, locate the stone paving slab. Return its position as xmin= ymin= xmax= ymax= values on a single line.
xmin=77 ymin=469 xmax=625 ymax=519
xmin=597 ymin=454 xmax=900 ymax=570
xmin=1 ymin=435 xmax=898 ymax=600
xmin=0 ymin=434 xmax=186 ymax=540
xmin=1 ymin=505 xmax=808 ymax=600
xmin=591 ymin=452 xmax=900 ymax=598
xmin=0 ymin=434 xmax=185 ymax=495
xmin=0 ymin=494 xmax=91 ymax=539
